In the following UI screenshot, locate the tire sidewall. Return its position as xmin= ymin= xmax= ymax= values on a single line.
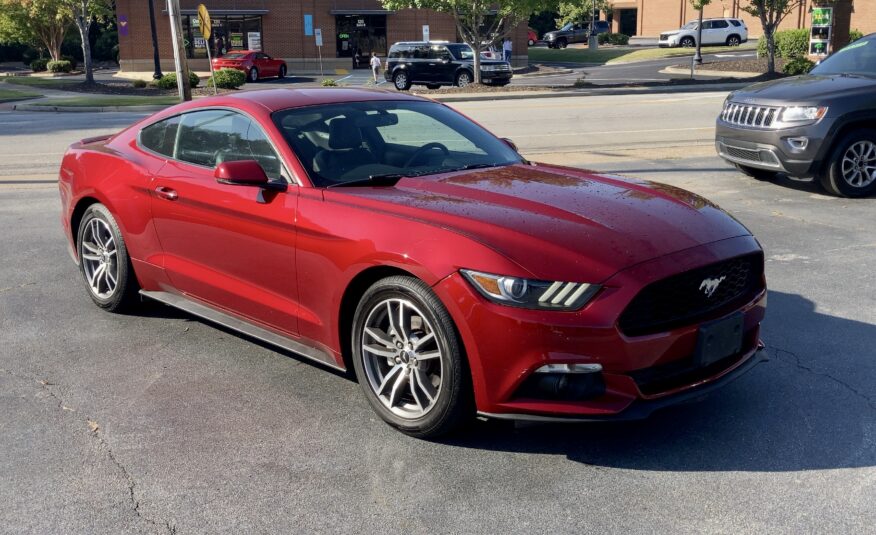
xmin=824 ymin=129 xmax=876 ymax=198
xmin=278 ymin=65 xmax=286 ymax=78
xmin=393 ymin=71 xmax=409 ymax=90
xmin=249 ymin=67 xmax=258 ymax=82
xmin=351 ymin=276 xmax=468 ymax=437
xmin=76 ymin=204 xmax=136 ymax=311
xmin=456 ymin=71 xmax=472 ymax=87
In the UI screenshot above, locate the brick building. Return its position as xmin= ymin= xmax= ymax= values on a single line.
xmin=606 ymin=0 xmax=875 ymax=38
xmin=115 ymin=0 xmax=529 ymax=73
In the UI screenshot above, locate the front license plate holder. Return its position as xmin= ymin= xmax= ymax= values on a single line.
xmin=694 ymin=312 xmax=744 ymax=367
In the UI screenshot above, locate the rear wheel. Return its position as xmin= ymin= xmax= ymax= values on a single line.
xmin=528 ymin=38 xmax=535 ymax=46
xmin=278 ymin=65 xmax=286 ymax=78
xmin=726 ymin=35 xmax=741 ymax=46
xmin=76 ymin=204 xmax=139 ymax=312
xmin=735 ymin=164 xmax=777 ymax=181
xmin=351 ymin=276 xmax=473 ymax=438
xmin=681 ymin=36 xmax=695 ymax=48
xmin=819 ymin=129 xmax=876 ymax=197
xmin=249 ymin=67 xmax=259 ymax=82
xmin=393 ymin=71 xmax=411 ymax=90
xmin=455 ymin=71 xmax=472 ymax=87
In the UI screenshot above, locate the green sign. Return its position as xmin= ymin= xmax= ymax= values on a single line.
xmin=811 ymin=7 xmax=832 ymax=27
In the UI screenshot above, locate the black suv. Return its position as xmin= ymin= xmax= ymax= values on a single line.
xmin=384 ymin=41 xmax=512 ymax=90
xmin=544 ymin=21 xmax=610 ymax=49
xmin=716 ymin=34 xmax=876 ymax=197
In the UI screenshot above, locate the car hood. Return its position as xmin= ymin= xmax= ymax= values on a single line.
xmin=661 ymin=30 xmax=681 ymax=36
xmin=329 ymin=164 xmax=751 ymax=282
xmin=729 ymin=74 xmax=876 ymax=105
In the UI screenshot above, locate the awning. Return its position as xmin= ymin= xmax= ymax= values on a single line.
xmin=330 ymin=10 xmax=394 ymax=15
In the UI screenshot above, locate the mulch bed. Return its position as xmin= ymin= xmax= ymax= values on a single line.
xmin=681 ymin=57 xmax=789 ymax=74
xmin=51 ymin=80 xmax=234 ymax=97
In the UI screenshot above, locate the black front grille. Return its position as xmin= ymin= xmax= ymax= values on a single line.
xmin=725 ymin=145 xmax=762 ymax=162
xmin=660 ymin=33 xmax=670 ymax=40
xmin=618 ymin=253 xmax=764 ymax=337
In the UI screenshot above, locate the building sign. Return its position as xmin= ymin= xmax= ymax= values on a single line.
xmin=230 ymin=32 xmax=244 ymax=48
xmin=315 ymin=28 xmax=323 ymax=47
xmin=809 ymin=7 xmax=833 ymax=56
xmin=248 ymin=32 xmax=262 ymax=51
xmin=357 ymin=18 xmax=366 ymax=27
xmin=422 ymin=25 xmax=429 ymax=42
xmin=118 ymin=15 xmax=129 ymax=37
xmin=197 ymin=4 xmax=211 ymax=41
xmin=304 ymin=14 xmax=313 ymax=36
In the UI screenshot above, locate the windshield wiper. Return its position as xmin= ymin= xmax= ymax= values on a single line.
xmin=443 ymin=163 xmax=509 ymax=172
xmin=325 ymin=169 xmax=436 ymax=188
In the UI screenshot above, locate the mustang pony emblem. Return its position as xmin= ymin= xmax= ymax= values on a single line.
xmin=699 ymin=276 xmax=726 ymax=298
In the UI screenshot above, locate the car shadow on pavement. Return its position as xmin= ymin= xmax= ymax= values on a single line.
xmin=443 ymin=290 xmax=876 ymax=472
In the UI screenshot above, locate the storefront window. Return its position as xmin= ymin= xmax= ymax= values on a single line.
xmin=183 ymin=15 xmax=263 ymax=59
xmin=335 ymin=15 xmax=387 ymax=68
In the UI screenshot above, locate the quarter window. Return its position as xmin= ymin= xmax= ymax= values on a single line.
xmin=140 ymin=116 xmax=181 ymax=158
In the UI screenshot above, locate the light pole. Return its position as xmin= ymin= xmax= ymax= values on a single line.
xmin=694 ymin=7 xmax=704 ymax=64
xmin=147 ymin=0 xmax=162 ymax=79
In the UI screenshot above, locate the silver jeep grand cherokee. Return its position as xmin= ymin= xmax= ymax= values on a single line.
xmin=716 ymin=34 xmax=876 ymax=197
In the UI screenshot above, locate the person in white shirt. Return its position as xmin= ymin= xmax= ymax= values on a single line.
xmin=503 ymin=38 xmax=512 ymax=62
xmin=370 ymin=52 xmax=381 ymax=82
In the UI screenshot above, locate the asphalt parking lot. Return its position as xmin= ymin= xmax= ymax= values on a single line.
xmin=1 ymin=92 xmax=874 ymax=533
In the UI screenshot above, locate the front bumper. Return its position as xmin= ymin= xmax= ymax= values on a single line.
xmin=480 ymin=71 xmax=513 ymax=82
xmin=432 ymin=235 xmax=767 ymax=420
xmin=715 ymin=118 xmax=830 ymax=178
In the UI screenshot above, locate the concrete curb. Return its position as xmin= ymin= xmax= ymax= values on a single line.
xmin=13 ymin=103 xmax=170 ymax=112
xmin=661 ymin=66 xmax=763 ymax=78
xmin=514 ymin=69 xmax=575 ymax=78
xmin=426 ymin=82 xmax=753 ymax=102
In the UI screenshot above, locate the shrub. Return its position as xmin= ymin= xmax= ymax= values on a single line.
xmin=598 ymin=33 xmax=610 ymax=45
xmin=608 ymin=33 xmax=630 ymax=45
xmin=849 ymin=29 xmax=863 ymax=43
xmin=757 ymin=29 xmax=808 ymax=59
xmin=321 ymin=78 xmax=338 ymax=87
xmin=131 ymin=79 xmax=147 ymax=88
xmin=30 ymin=58 xmax=49 ymax=72
xmin=157 ymin=71 xmax=200 ymax=89
xmin=21 ymin=47 xmax=41 ymax=66
xmin=206 ymin=68 xmax=246 ymax=89
xmin=47 ymin=60 xmax=73 ymax=73
xmin=783 ymin=57 xmax=815 ymax=76
xmin=61 ymin=55 xmax=78 ymax=70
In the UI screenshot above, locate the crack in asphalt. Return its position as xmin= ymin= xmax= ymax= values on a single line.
xmin=768 ymin=346 xmax=876 ymax=411
xmin=0 ymin=367 xmax=177 ymax=535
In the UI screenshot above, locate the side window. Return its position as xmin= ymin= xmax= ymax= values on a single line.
xmin=702 ymin=21 xmax=714 ymax=30
xmin=175 ymin=110 xmax=285 ymax=180
xmin=713 ymin=20 xmax=729 ymax=29
xmin=433 ymin=46 xmax=451 ymax=60
xmin=413 ymin=45 xmax=430 ymax=59
xmin=730 ymin=19 xmax=742 ymax=27
xmin=139 ymin=116 xmax=181 ymax=157
xmin=389 ymin=47 xmax=400 ymax=59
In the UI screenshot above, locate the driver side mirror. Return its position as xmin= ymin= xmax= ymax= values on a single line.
xmin=215 ymin=160 xmax=286 ymax=191
xmin=501 ymin=138 xmax=518 ymax=152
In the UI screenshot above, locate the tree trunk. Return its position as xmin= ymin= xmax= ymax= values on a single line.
xmin=76 ymin=2 xmax=94 ymax=83
xmin=766 ymin=30 xmax=776 ymax=74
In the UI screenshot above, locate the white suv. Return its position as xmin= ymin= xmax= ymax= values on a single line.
xmin=658 ymin=18 xmax=748 ymax=48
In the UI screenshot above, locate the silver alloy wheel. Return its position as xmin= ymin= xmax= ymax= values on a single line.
xmin=250 ymin=67 xmax=258 ymax=82
xmin=841 ymin=140 xmax=876 ymax=188
xmin=394 ymin=72 xmax=407 ymax=89
xmin=728 ymin=36 xmax=740 ymax=46
xmin=456 ymin=72 xmax=471 ymax=87
xmin=681 ymin=37 xmax=695 ymax=48
xmin=361 ymin=298 xmax=443 ymax=419
xmin=81 ymin=218 xmax=118 ymax=299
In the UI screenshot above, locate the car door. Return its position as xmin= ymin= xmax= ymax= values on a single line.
xmin=711 ymin=20 xmax=730 ymax=44
xmin=410 ymin=44 xmax=432 ymax=83
xmin=574 ymin=24 xmax=587 ymax=43
xmin=430 ymin=45 xmax=455 ymax=84
xmin=255 ymin=53 xmax=276 ymax=76
xmin=149 ymin=109 xmax=301 ymax=334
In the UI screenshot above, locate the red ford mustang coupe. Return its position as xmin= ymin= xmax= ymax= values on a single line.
xmin=212 ymin=50 xmax=286 ymax=82
xmin=58 ymin=89 xmax=766 ymax=438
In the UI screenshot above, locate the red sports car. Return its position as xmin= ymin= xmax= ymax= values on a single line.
xmin=212 ymin=50 xmax=286 ymax=82
xmin=58 ymin=89 xmax=766 ymax=438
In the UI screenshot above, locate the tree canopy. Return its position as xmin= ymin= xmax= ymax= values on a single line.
xmin=0 ymin=0 xmax=71 ymax=61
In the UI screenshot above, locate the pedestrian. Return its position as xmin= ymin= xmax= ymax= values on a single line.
xmin=503 ymin=37 xmax=512 ymax=62
xmin=370 ymin=51 xmax=381 ymax=82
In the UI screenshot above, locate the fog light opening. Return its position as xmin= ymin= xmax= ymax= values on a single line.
xmin=785 ymin=137 xmax=809 ymax=152
xmin=535 ymin=363 xmax=603 ymax=374
xmin=517 ymin=363 xmax=606 ymax=401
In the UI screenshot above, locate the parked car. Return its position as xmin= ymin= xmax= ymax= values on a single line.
xmin=211 ymin=50 xmax=287 ymax=82
xmin=544 ymin=21 xmax=610 ymax=48
xmin=528 ymin=28 xmax=538 ymax=47
xmin=59 ymin=88 xmax=767 ymax=438
xmin=716 ymin=33 xmax=876 ymax=197
xmin=658 ymin=18 xmax=748 ymax=48
xmin=385 ymin=41 xmax=512 ymax=89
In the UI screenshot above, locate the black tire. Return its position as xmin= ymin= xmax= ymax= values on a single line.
xmin=726 ymin=35 xmax=741 ymax=46
xmin=76 ymin=203 xmax=139 ymax=312
xmin=818 ymin=128 xmax=876 ymax=198
xmin=425 ymin=84 xmax=441 ymax=90
xmin=351 ymin=276 xmax=473 ymax=439
xmin=735 ymin=164 xmax=778 ymax=181
xmin=278 ymin=65 xmax=286 ymax=78
xmin=681 ymin=36 xmax=695 ymax=48
xmin=249 ymin=67 xmax=259 ymax=82
xmin=455 ymin=70 xmax=472 ymax=87
xmin=392 ymin=71 xmax=411 ymax=91
xmin=557 ymin=38 xmax=568 ymax=49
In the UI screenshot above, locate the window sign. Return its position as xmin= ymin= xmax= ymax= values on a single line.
xmin=230 ymin=32 xmax=244 ymax=48
xmin=809 ymin=7 xmax=832 ymax=57
xmin=304 ymin=14 xmax=313 ymax=36
xmin=248 ymin=32 xmax=262 ymax=51
xmin=357 ymin=18 xmax=366 ymax=27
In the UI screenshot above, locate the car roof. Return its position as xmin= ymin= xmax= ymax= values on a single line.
xmin=391 ymin=41 xmax=455 ymax=46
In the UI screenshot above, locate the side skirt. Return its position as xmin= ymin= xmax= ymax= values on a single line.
xmin=139 ymin=290 xmax=345 ymax=372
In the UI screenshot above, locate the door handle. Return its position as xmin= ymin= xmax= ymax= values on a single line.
xmin=154 ymin=186 xmax=178 ymax=201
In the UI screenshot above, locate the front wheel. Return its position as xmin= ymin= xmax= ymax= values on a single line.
xmin=528 ymin=39 xmax=535 ymax=46
xmin=726 ymin=35 xmax=741 ymax=46
xmin=76 ymin=203 xmax=139 ymax=312
xmin=393 ymin=71 xmax=411 ymax=91
xmin=819 ymin=129 xmax=876 ymax=197
xmin=278 ymin=65 xmax=286 ymax=78
xmin=249 ymin=67 xmax=259 ymax=82
xmin=351 ymin=276 xmax=473 ymax=438
xmin=681 ymin=37 xmax=695 ymax=48
xmin=557 ymin=38 xmax=568 ymax=49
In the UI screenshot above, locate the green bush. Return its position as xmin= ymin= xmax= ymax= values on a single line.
xmin=598 ymin=33 xmax=610 ymax=45
xmin=47 ymin=60 xmax=73 ymax=73
xmin=849 ymin=29 xmax=863 ymax=43
xmin=321 ymin=78 xmax=338 ymax=87
xmin=206 ymin=68 xmax=246 ymax=89
xmin=608 ymin=33 xmax=630 ymax=45
xmin=30 ymin=58 xmax=49 ymax=72
xmin=61 ymin=55 xmax=78 ymax=70
xmin=783 ymin=57 xmax=815 ymax=76
xmin=131 ymin=79 xmax=147 ymax=88
xmin=157 ymin=71 xmax=200 ymax=89
xmin=757 ymin=29 xmax=809 ymax=59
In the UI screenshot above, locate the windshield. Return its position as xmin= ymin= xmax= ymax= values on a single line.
xmin=447 ymin=44 xmax=474 ymax=60
xmin=682 ymin=21 xmax=699 ymax=30
xmin=222 ymin=53 xmax=249 ymax=59
xmin=811 ymin=36 xmax=876 ymax=77
xmin=560 ymin=23 xmax=574 ymax=31
xmin=272 ymin=101 xmax=522 ymax=187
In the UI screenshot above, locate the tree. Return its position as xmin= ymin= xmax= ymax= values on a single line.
xmin=690 ymin=0 xmax=711 ymax=64
xmin=556 ymin=0 xmax=612 ymax=27
xmin=60 ymin=0 xmax=113 ymax=83
xmin=0 ymin=0 xmax=71 ymax=61
xmin=380 ymin=0 xmax=552 ymax=84
xmin=741 ymin=0 xmax=804 ymax=74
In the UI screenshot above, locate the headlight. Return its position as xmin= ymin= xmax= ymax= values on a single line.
xmin=461 ymin=270 xmax=601 ymax=310
xmin=481 ymin=65 xmax=498 ymax=71
xmin=781 ymin=106 xmax=828 ymax=123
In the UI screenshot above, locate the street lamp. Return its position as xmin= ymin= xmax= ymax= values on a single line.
xmin=694 ymin=7 xmax=704 ymax=64
xmin=147 ymin=0 xmax=163 ymax=79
